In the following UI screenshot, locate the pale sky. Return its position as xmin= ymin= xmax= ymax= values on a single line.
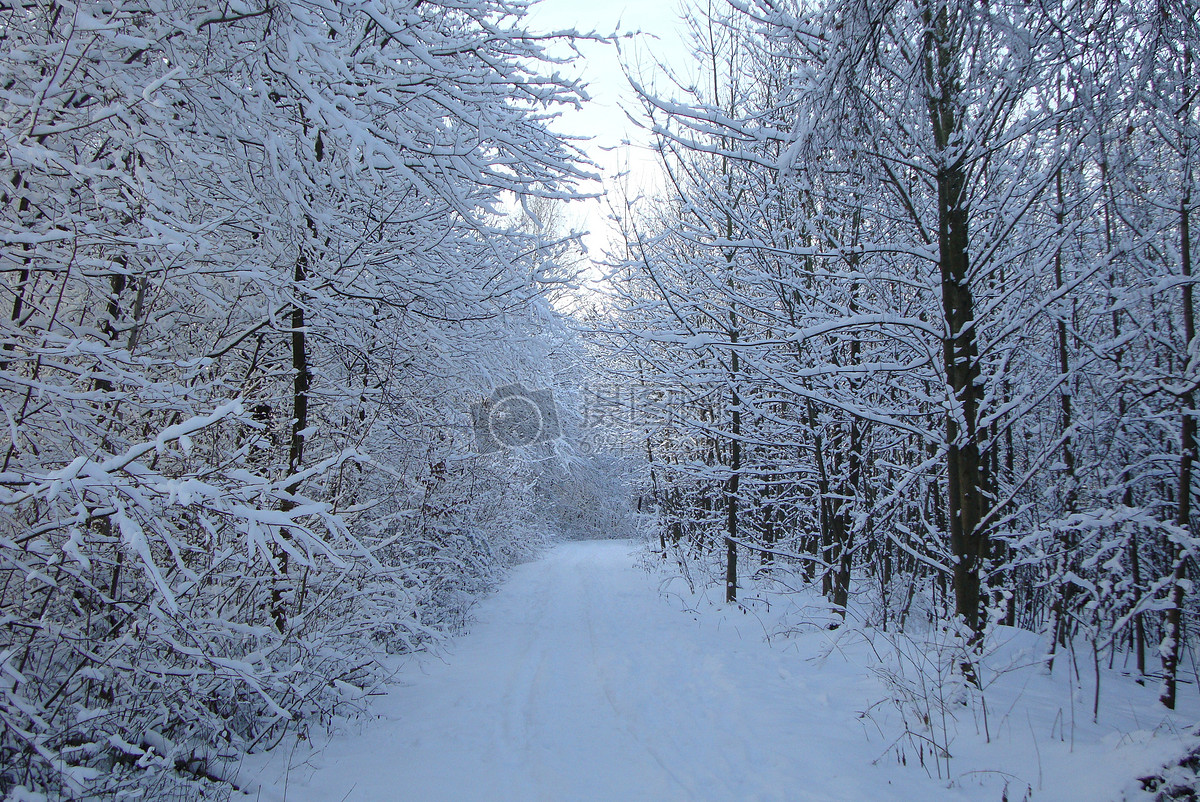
xmin=524 ymin=0 xmax=696 ymax=258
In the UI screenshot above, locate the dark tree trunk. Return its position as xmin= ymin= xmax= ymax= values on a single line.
xmin=726 ymin=339 xmax=740 ymax=604
xmin=273 ymin=252 xmax=311 ymax=634
xmin=926 ymin=4 xmax=987 ymax=638
xmin=1048 ymin=161 xmax=1078 ymax=673
xmin=1162 ymin=175 xmax=1194 ymax=710
xmin=938 ymin=163 xmax=986 ymax=635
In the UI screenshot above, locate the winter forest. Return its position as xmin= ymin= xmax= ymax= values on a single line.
xmin=3 ymin=0 xmax=1200 ymax=799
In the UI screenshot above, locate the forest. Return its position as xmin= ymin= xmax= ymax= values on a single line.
xmin=610 ymin=0 xmax=1200 ymax=703
xmin=1 ymin=0 xmax=1199 ymax=798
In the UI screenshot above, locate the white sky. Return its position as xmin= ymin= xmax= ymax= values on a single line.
xmin=523 ymin=0 xmax=697 ymax=258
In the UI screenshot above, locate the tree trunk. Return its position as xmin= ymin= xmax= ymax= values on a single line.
xmin=1048 ymin=160 xmax=1078 ymax=673
xmin=926 ymin=3 xmax=987 ymax=637
xmin=831 ymin=417 xmax=860 ymax=624
xmin=1161 ymin=175 xmax=1194 ymax=710
xmin=273 ymin=252 xmax=311 ymax=634
xmin=726 ymin=337 xmax=740 ymax=604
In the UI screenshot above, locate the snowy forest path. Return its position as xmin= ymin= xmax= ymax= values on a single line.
xmin=246 ymin=540 xmax=906 ymax=801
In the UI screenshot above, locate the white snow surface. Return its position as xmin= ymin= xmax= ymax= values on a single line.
xmin=242 ymin=540 xmax=1200 ymax=801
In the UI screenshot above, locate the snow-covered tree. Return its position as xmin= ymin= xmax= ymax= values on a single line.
xmin=0 ymin=0 xmax=590 ymax=795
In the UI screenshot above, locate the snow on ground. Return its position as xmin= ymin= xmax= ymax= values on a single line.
xmin=238 ymin=540 xmax=1200 ymax=801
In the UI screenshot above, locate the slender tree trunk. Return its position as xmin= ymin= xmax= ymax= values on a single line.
xmin=830 ymin=243 xmax=863 ymax=624
xmin=273 ymin=252 xmax=311 ymax=634
xmin=1162 ymin=176 xmax=1194 ymax=710
xmin=1130 ymin=518 xmax=1146 ymax=676
xmin=726 ymin=334 xmax=740 ymax=604
xmin=1048 ymin=160 xmax=1078 ymax=673
xmin=810 ymin=405 xmax=835 ymax=598
xmin=831 ymin=417 xmax=859 ymax=623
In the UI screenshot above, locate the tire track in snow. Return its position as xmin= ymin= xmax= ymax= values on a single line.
xmin=579 ymin=552 xmax=700 ymax=800
xmin=496 ymin=554 xmax=553 ymax=798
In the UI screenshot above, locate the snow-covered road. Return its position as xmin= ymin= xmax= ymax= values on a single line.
xmin=245 ymin=540 xmax=1192 ymax=802
xmin=248 ymin=540 xmax=902 ymax=801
